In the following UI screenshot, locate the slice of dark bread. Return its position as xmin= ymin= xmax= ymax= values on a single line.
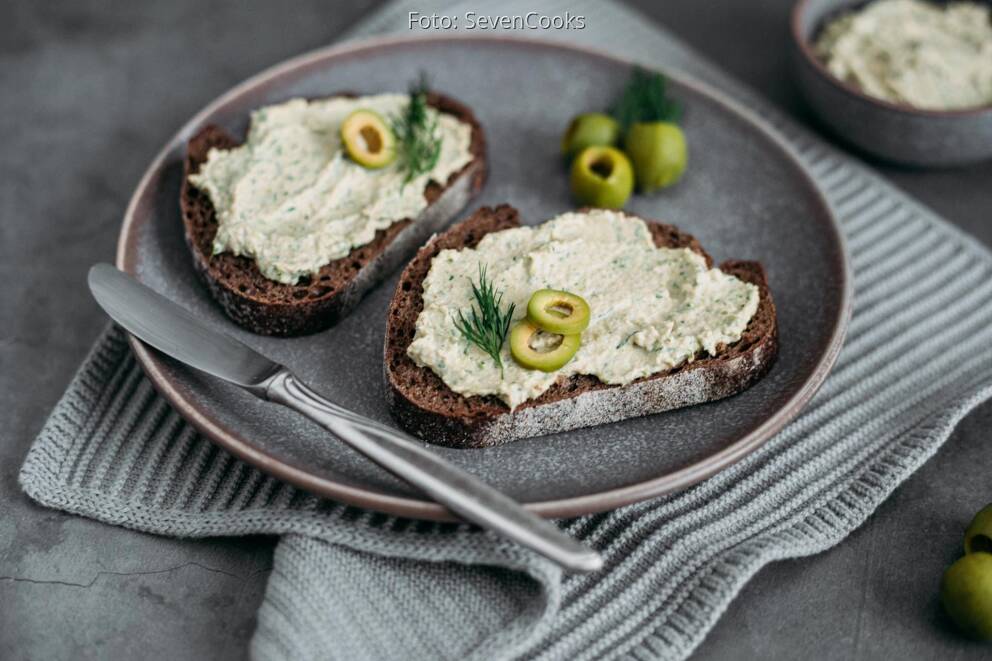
xmin=383 ymin=205 xmax=778 ymax=448
xmin=180 ymin=92 xmax=486 ymax=336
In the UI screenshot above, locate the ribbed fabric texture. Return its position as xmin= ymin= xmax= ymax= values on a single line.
xmin=19 ymin=1 xmax=992 ymax=659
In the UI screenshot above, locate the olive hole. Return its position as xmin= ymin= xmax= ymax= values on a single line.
xmin=528 ymin=329 xmax=564 ymax=353
xmin=359 ymin=126 xmax=383 ymax=154
xmin=970 ymin=534 xmax=992 ymax=554
xmin=546 ymin=302 xmax=573 ymax=319
xmin=589 ymin=156 xmax=614 ymax=179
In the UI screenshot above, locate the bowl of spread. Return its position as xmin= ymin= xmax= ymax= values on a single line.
xmin=791 ymin=0 xmax=992 ymax=166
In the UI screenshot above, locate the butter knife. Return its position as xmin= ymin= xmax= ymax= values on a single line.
xmin=87 ymin=264 xmax=602 ymax=573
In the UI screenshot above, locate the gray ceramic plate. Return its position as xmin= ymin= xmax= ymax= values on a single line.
xmin=117 ymin=36 xmax=850 ymax=520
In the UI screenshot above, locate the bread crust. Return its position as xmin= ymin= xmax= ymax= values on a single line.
xmin=383 ymin=205 xmax=779 ymax=448
xmin=180 ymin=92 xmax=487 ymax=336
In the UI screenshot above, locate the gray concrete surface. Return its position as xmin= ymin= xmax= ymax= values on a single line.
xmin=2 ymin=1 xmax=990 ymax=659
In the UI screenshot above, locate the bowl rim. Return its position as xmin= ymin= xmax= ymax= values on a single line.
xmin=790 ymin=0 xmax=992 ymax=118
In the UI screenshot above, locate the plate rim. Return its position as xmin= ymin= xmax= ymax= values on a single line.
xmin=117 ymin=33 xmax=852 ymax=521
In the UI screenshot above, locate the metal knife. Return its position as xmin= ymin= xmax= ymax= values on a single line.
xmin=87 ymin=263 xmax=602 ymax=573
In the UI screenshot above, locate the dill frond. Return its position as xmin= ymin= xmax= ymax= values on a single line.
xmin=454 ymin=263 xmax=516 ymax=373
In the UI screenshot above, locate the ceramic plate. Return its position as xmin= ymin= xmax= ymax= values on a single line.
xmin=117 ymin=36 xmax=850 ymax=520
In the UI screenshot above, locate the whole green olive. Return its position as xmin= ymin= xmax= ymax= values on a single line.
xmin=941 ymin=553 xmax=992 ymax=639
xmin=569 ymin=146 xmax=634 ymax=209
xmin=965 ymin=504 xmax=992 ymax=555
xmin=561 ymin=113 xmax=621 ymax=159
xmin=624 ymin=121 xmax=688 ymax=192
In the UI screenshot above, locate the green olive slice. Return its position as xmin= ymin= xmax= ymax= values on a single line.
xmin=340 ymin=109 xmax=397 ymax=169
xmin=526 ymin=289 xmax=591 ymax=335
xmin=509 ymin=320 xmax=580 ymax=372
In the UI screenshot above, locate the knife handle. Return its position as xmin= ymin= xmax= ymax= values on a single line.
xmin=263 ymin=369 xmax=602 ymax=573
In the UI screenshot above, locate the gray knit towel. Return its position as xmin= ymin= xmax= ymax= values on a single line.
xmin=19 ymin=1 xmax=992 ymax=659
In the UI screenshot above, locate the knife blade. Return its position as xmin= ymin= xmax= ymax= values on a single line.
xmin=88 ymin=263 xmax=280 ymax=388
xmin=87 ymin=263 xmax=603 ymax=573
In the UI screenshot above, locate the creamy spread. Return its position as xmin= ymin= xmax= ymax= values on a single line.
xmin=407 ymin=210 xmax=760 ymax=409
xmin=813 ymin=0 xmax=992 ymax=110
xmin=188 ymin=94 xmax=474 ymax=284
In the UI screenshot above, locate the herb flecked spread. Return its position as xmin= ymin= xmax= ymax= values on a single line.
xmin=407 ymin=210 xmax=760 ymax=409
xmin=189 ymin=94 xmax=474 ymax=284
xmin=814 ymin=0 xmax=992 ymax=111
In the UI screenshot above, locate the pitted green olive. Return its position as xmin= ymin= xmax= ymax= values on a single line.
xmin=624 ymin=121 xmax=687 ymax=192
xmin=966 ymin=504 xmax=992 ymax=555
xmin=569 ymin=146 xmax=634 ymax=209
xmin=527 ymin=289 xmax=591 ymax=335
xmin=509 ymin=320 xmax=580 ymax=372
xmin=941 ymin=552 xmax=992 ymax=639
xmin=341 ymin=109 xmax=397 ymax=168
xmin=561 ymin=113 xmax=621 ymax=159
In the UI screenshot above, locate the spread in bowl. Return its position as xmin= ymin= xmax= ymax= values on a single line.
xmin=813 ymin=0 xmax=992 ymax=111
xmin=188 ymin=94 xmax=474 ymax=284
xmin=407 ymin=210 xmax=760 ymax=409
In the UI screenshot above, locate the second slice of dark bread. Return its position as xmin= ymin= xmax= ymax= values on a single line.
xmin=181 ymin=92 xmax=486 ymax=336
xmin=383 ymin=205 xmax=778 ymax=448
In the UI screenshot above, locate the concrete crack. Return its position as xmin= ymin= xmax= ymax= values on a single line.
xmin=0 ymin=561 xmax=273 ymax=590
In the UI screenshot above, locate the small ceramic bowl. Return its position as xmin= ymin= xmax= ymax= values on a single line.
xmin=790 ymin=0 xmax=992 ymax=167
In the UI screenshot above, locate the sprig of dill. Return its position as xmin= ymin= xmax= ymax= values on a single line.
xmin=454 ymin=264 xmax=516 ymax=373
xmin=392 ymin=74 xmax=443 ymax=184
xmin=611 ymin=67 xmax=682 ymax=131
